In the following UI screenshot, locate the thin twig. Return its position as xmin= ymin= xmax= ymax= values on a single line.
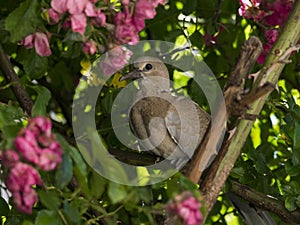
xmin=0 ymin=44 xmax=33 ymax=115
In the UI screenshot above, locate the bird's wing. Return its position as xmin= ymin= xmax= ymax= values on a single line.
xmin=129 ymin=100 xmax=157 ymax=153
xmin=165 ymin=96 xmax=210 ymax=159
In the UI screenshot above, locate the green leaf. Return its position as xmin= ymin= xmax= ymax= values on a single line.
xmin=0 ymin=101 xmax=23 ymax=127
xmin=55 ymin=153 xmax=73 ymax=189
xmin=294 ymin=121 xmax=300 ymax=158
xmin=182 ymin=0 xmax=197 ymax=15
xmin=38 ymin=189 xmax=60 ymax=210
xmin=137 ymin=187 xmax=153 ymax=203
xmin=31 ymin=86 xmax=51 ymax=117
xmin=20 ymin=48 xmax=48 ymax=80
xmin=296 ymin=195 xmax=300 ymax=208
xmin=62 ymin=201 xmax=81 ymax=225
xmin=22 ymin=220 xmax=34 ymax=225
xmin=35 ymin=210 xmax=62 ymax=225
xmin=0 ymin=197 xmax=9 ymax=216
xmin=5 ymin=0 xmax=40 ymax=42
xmin=61 ymin=133 xmax=90 ymax=197
xmin=56 ymin=134 xmax=87 ymax=178
xmin=89 ymin=171 xmax=106 ymax=198
xmin=285 ymin=163 xmax=300 ymax=176
xmin=230 ymin=167 xmax=245 ymax=179
xmin=108 ymin=182 xmax=127 ymax=204
xmin=285 ymin=196 xmax=297 ymax=211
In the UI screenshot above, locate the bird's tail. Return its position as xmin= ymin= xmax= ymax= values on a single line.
xmin=226 ymin=192 xmax=277 ymax=225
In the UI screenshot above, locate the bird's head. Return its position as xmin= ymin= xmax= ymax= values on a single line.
xmin=120 ymin=56 xmax=170 ymax=81
xmin=120 ymin=56 xmax=171 ymax=92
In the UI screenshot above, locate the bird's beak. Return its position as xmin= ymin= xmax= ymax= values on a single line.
xmin=119 ymin=69 xmax=142 ymax=81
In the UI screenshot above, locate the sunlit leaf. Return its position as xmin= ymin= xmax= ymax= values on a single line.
xmin=108 ymin=182 xmax=127 ymax=204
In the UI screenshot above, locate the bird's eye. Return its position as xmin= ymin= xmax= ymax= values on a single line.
xmin=144 ymin=63 xmax=153 ymax=71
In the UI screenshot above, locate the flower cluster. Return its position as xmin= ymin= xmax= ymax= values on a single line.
xmin=114 ymin=0 xmax=166 ymax=44
xmin=49 ymin=0 xmax=106 ymax=35
xmin=0 ymin=116 xmax=62 ymax=214
xmin=20 ymin=0 xmax=165 ymax=78
xmin=238 ymin=0 xmax=265 ymax=21
xmin=20 ymin=0 xmax=105 ymax=57
xmin=167 ymin=192 xmax=203 ymax=225
xmin=238 ymin=0 xmax=294 ymax=64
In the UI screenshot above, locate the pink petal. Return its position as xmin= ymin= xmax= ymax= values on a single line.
xmin=22 ymin=34 xmax=35 ymax=48
xmin=48 ymin=8 xmax=60 ymax=24
xmin=84 ymin=1 xmax=97 ymax=17
xmin=51 ymin=0 xmax=68 ymax=14
xmin=1 ymin=150 xmax=19 ymax=167
xmin=83 ymin=40 xmax=97 ymax=55
xmin=67 ymin=0 xmax=88 ymax=14
xmin=14 ymin=136 xmax=40 ymax=164
xmin=71 ymin=14 xmax=87 ymax=35
xmin=90 ymin=9 xmax=106 ymax=27
xmin=34 ymin=32 xmax=52 ymax=57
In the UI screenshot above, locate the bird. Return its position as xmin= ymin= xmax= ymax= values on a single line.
xmin=120 ymin=56 xmax=210 ymax=168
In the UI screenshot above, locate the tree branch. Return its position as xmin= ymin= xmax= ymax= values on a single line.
xmin=231 ymin=181 xmax=300 ymax=224
xmin=0 ymin=44 xmax=33 ymax=115
xmin=199 ymin=0 xmax=300 ymax=220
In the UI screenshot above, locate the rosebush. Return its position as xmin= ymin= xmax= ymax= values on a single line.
xmin=0 ymin=0 xmax=300 ymax=225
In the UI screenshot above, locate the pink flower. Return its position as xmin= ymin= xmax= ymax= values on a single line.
xmin=167 ymin=193 xmax=203 ymax=225
xmin=263 ymin=0 xmax=293 ymax=26
xmin=134 ymin=0 xmax=157 ymax=21
xmin=178 ymin=197 xmax=203 ymax=225
xmin=71 ymin=13 xmax=87 ymax=35
xmin=115 ymin=7 xmax=132 ymax=25
xmin=122 ymin=0 xmax=130 ymax=5
xmin=6 ymin=162 xmax=42 ymax=192
xmin=39 ymin=147 xmax=62 ymax=171
xmin=265 ymin=29 xmax=278 ymax=44
xmin=115 ymin=23 xmax=140 ymax=44
xmin=84 ymin=1 xmax=97 ymax=17
xmin=51 ymin=0 xmax=68 ymax=14
xmin=67 ymin=0 xmax=89 ymax=14
xmin=100 ymin=46 xmax=133 ymax=76
xmin=114 ymin=0 xmax=165 ymax=44
xmin=28 ymin=116 xmax=52 ymax=136
xmin=21 ymin=32 xmax=52 ymax=56
xmin=21 ymin=34 xmax=35 ymax=48
xmin=13 ymin=186 xmax=38 ymax=214
xmin=14 ymin=116 xmax=63 ymax=171
xmin=114 ymin=9 xmax=139 ymax=44
xmin=238 ymin=0 xmax=265 ymax=21
xmin=14 ymin=130 xmax=41 ymax=164
xmin=133 ymin=18 xmax=145 ymax=31
xmin=90 ymin=9 xmax=106 ymax=27
xmin=34 ymin=32 xmax=52 ymax=57
xmin=1 ymin=150 xmax=19 ymax=167
xmin=83 ymin=40 xmax=97 ymax=55
xmin=48 ymin=8 xmax=60 ymax=24
xmin=152 ymin=0 xmax=166 ymax=7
